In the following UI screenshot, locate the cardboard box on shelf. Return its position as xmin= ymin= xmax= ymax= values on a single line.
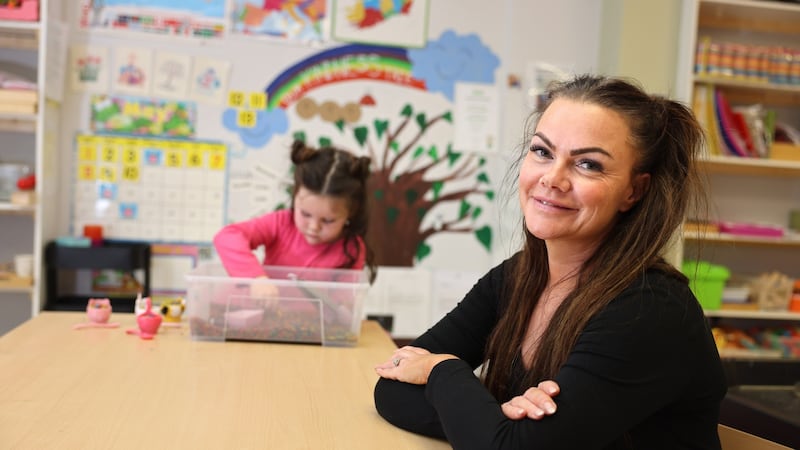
xmin=0 ymin=0 xmax=39 ymax=22
xmin=769 ymin=142 xmax=800 ymax=162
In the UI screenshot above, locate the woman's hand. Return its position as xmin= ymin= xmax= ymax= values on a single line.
xmin=501 ymin=380 xmax=560 ymax=420
xmin=375 ymin=346 xmax=458 ymax=385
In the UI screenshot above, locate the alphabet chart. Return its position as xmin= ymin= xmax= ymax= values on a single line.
xmin=72 ymin=134 xmax=228 ymax=243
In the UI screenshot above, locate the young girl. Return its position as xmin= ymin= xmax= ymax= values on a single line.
xmin=213 ymin=140 xmax=376 ymax=286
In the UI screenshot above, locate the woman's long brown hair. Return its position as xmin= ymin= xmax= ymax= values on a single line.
xmin=483 ymin=75 xmax=708 ymax=400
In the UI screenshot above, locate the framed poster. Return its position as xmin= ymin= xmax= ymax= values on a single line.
xmin=331 ymin=0 xmax=429 ymax=48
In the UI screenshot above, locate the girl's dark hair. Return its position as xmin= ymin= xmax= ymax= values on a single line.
xmin=483 ymin=74 xmax=707 ymax=400
xmin=290 ymin=139 xmax=376 ymax=283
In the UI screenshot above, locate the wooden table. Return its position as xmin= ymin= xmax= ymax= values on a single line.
xmin=0 ymin=312 xmax=450 ymax=449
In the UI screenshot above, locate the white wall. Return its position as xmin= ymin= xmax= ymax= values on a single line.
xmin=41 ymin=1 xmax=606 ymax=337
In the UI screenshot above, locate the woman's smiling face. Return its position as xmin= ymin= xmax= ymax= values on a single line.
xmin=518 ymin=98 xmax=649 ymax=250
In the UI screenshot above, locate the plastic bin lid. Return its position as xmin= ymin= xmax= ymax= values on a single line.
xmin=682 ymin=260 xmax=730 ymax=281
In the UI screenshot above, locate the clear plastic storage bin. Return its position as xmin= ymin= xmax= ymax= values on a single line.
xmin=185 ymin=263 xmax=370 ymax=346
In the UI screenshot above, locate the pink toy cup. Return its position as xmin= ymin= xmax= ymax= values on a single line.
xmin=86 ymin=298 xmax=112 ymax=324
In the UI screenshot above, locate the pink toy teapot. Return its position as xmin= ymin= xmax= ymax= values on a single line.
xmin=127 ymin=296 xmax=162 ymax=340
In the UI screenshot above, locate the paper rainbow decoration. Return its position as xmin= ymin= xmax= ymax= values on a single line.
xmin=265 ymin=44 xmax=426 ymax=110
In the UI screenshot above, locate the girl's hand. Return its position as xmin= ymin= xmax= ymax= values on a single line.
xmin=501 ymin=380 xmax=560 ymax=420
xmin=375 ymin=346 xmax=458 ymax=385
xmin=250 ymin=276 xmax=280 ymax=300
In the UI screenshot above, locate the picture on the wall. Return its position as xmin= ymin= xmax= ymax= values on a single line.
xmin=90 ymin=95 xmax=196 ymax=138
xmin=331 ymin=0 xmax=429 ymax=48
xmin=230 ymin=0 xmax=328 ymax=43
xmin=78 ymin=0 xmax=226 ymax=38
xmin=69 ymin=45 xmax=110 ymax=92
xmin=112 ymin=47 xmax=153 ymax=95
xmin=152 ymin=52 xmax=192 ymax=99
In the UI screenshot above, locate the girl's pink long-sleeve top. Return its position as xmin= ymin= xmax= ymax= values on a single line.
xmin=213 ymin=209 xmax=366 ymax=277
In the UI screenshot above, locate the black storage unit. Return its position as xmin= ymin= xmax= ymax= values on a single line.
xmin=44 ymin=241 xmax=151 ymax=312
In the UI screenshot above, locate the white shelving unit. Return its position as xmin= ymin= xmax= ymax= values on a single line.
xmin=0 ymin=1 xmax=62 ymax=334
xmin=676 ymin=0 xmax=800 ymax=358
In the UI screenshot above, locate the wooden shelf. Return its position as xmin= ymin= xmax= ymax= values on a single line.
xmin=684 ymin=230 xmax=800 ymax=248
xmin=705 ymin=309 xmax=800 ymax=321
xmin=0 ymin=202 xmax=35 ymax=216
xmin=0 ymin=113 xmax=37 ymax=133
xmin=698 ymin=0 xmax=800 ymax=36
xmin=693 ymin=75 xmax=800 ymax=107
xmin=0 ymin=24 xmax=37 ymax=50
xmin=0 ymin=274 xmax=33 ymax=294
xmin=718 ymin=348 xmax=786 ymax=360
xmin=697 ymin=155 xmax=800 ymax=177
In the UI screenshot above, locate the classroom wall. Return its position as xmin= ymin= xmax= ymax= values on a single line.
xmin=43 ymin=0 xmax=605 ymax=338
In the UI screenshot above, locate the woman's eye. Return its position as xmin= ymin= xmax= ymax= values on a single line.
xmin=577 ymin=159 xmax=603 ymax=172
xmin=322 ymin=219 xmax=335 ymax=225
xmin=529 ymin=145 xmax=551 ymax=158
xmin=301 ymin=211 xmax=311 ymax=218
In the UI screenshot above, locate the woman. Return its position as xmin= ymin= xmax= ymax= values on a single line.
xmin=373 ymin=74 xmax=726 ymax=449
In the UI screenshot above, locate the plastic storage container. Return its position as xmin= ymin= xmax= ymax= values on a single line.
xmin=185 ymin=263 xmax=370 ymax=346
xmin=0 ymin=163 xmax=31 ymax=201
xmin=682 ymin=260 xmax=731 ymax=310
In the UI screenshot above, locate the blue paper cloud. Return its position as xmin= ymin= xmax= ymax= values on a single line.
xmin=408 ymin=30 xmax=500 ymax=100
xmin=222 ymin=107 xmax=288 ymax=148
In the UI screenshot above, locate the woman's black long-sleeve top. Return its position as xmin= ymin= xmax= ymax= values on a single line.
xmin=374 ymin=255 xmax=727 ymax=449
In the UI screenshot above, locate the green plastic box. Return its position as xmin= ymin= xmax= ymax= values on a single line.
xmin=682 ymin=261 xmax=730 ymax=310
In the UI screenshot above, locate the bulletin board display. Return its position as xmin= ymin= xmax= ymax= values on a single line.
xmin=71 ymin=134 xmax=228 ymax=244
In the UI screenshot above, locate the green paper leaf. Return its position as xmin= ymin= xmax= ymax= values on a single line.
xmin=416 ymin=207 xmax=427 ymax=220
xmin=318 ymin=137 xmax=332 ymax=148
xmin=447 ymin=151 xmax=462 ymax=167
xmin=416 ymin=113 xmax=427 ymax=130
xmin=477 ymin=172 xmax=489 ymax=183
xmin=373 ymin=189 xmax=384 ymax=200
xmin=415 ymin=242 xmax=432 ymax=262
xmin=390 ymin=141 xmax=399 ymax=153
xmin=401 ymin=104 xmax=413 ymax=117
xmin=386 ymin=207 xmax=399 ymax=224
xmin=471 ymin=206 xmax=483 ymax=219
xmin=354 ymin=126 xmax=368 ymax=147
xmin=412 ymin=146 xmax=425 ymax=159
xmin=475 ymin=226 xmax=492 ymax=251
xmin=459 ymin=200 xmax=471 ymax=219
xmin=335 ymin=120 xmax=345 ymax=132
xmin=405 ymin=189 xmax=418 ymax=205
xmin=293 ymin=131 xmax=306 ymax=143
xmin=431 ymin=181 xmax=443 ymax=200
xmin=427 ymin=146 xmax=438 ymax=160
xmin=485 ymin=191 xmax=495 ymax=200
xmin=442 ymin=111 xmax=452 ymax=122
xmin=374 ymin=120 xmax=388 ymax=139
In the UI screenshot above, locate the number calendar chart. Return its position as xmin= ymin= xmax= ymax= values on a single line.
xmin=72 ymin=134 xmax=227 ymax=243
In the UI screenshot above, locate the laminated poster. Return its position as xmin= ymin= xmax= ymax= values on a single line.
xmin=78 ymin=0 xmax=226 ymax=39
xmin=72 ymin=134 xmax=227 ymax=244
xmin=90 ymin=95 xmax=197 ymax=139
xmin=230 ymin=0 xmax=328 ymax=43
